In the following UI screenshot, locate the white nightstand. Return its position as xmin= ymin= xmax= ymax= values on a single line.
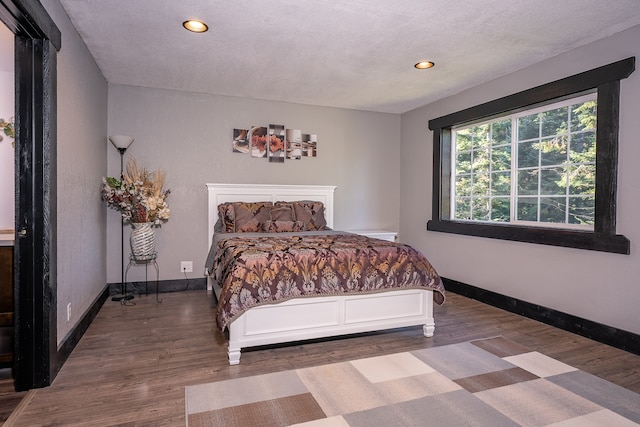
xmin=348 ymin=229 xmax=398 ymax=242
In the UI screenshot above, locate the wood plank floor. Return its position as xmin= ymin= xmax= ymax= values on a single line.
xmin=3 ymin=290 xmax=640 ymax=426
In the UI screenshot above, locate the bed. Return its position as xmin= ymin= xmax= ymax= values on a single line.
xmin=205 ymin=183 xmax=445 ymax=365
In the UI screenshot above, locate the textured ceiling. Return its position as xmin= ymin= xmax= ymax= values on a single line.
xmin=58 ymin=0 xmax=640 ymax=114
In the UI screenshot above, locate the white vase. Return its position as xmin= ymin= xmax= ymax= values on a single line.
xmin=130 ymin=222 xmax=156 ymax=260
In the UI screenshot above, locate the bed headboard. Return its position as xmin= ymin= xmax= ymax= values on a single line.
xmin=206 ymin=183 xmax=337 ymax=245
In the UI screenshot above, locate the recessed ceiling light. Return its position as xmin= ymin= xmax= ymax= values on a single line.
xmin=183 ymin=20 xmax=208 ymax=33
xmin=414 ymin=61 xmax=435 ymax=69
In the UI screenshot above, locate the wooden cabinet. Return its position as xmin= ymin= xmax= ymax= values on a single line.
xmin=0 ymin=246 xmax=12 ymax=321
xmin=0 ymin=245 xmax=13 ymax=367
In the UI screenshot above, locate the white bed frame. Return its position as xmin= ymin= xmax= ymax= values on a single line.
xmin=206 ymin=183 xmax=435 ymax=365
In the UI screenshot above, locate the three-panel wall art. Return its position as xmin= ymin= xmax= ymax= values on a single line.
xmin=232 ymin=125 xmax=317 ymax=163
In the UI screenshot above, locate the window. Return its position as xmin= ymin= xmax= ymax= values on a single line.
xmin=452 ymin=93 xmax=596 ymax=229
xmin=427 ymin=58 xmax=634 ymax=254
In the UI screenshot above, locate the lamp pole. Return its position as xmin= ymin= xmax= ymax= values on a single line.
xmin=109 ymin=136 xmax=135 ymax=302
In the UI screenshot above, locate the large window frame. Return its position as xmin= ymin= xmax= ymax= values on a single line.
xmin=427 ymin=58 xmax=634 ymax=254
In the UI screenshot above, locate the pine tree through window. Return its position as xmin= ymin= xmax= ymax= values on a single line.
xmin=452 ymin=93 xmax=597 ymax=229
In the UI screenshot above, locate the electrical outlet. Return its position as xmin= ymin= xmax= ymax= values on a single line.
xmin=180 ymin=261 xmax=193 ymax=273
xmin=67 ymin=303 xmax=71 ymax=321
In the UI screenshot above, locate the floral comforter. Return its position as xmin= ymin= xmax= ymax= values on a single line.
xmin=206 ymin=231 xmax=445 ymax=330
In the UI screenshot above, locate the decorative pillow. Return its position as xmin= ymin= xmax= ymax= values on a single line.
xmin=217 ymin=203 xmax=236 ymax=232
xmin=263 ymin=220 xmax=305 ymax=233
xmin=274 ymin=201 xmax=295 ymax=214
xmin=269 ymin=205 xmax=295 ymax=221
xmin=233 ymin=201 xmax=273 ymax=232
xmin=292 ymin=201 xmax=327 ymax=231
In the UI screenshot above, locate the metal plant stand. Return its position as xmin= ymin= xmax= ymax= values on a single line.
xmin=125 ymin=252 xmax=162 ymax=303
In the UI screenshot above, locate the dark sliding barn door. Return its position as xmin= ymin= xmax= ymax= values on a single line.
xmin=0 ymin=0 xmax=61 ymax=391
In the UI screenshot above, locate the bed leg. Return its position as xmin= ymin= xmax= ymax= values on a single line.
xmin=423 ymin=323 xmax=435 ymax=337
xmin=228 ymin=346 xmax=241 ymax=365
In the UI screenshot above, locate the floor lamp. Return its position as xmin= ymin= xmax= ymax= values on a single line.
xmin=109 ymin=135 xmax=135 ymax=302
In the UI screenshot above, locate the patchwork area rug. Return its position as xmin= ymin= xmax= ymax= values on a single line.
xmin=185 ymin=337 xmax=640 ymax=426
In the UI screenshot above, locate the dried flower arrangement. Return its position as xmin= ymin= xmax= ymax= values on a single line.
xmin=102 ymin=158 xmax=170 ymax=225
xmin=0 ymin=117 xmax=14 ymax=146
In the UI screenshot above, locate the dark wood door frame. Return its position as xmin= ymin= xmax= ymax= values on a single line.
xmin=0 ymin=0 xmax=61 ymax=391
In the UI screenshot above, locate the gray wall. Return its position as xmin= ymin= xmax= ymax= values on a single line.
xmin=107 ymin=85 xmax=401 ymax=284
xmin=43 ymin=0 xmax=109 ymax=344
xmin=400 ymin=25 xmax=640 ymax=335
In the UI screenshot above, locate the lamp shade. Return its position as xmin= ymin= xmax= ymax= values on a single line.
xmin=109 ymin=135 xmax=134 ymax=150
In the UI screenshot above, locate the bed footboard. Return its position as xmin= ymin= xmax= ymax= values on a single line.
xmin=226 ymin=289 xmax=434 ymax=365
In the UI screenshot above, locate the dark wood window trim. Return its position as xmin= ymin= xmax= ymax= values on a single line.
xmin=427 ymin=57 xmax=635 ymax=254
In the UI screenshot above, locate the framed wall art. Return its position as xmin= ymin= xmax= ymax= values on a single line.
xmin=268 ymin=124 xmax=285 ymax=163
xmin=232 ymin=125 xmax=318 ymax=163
